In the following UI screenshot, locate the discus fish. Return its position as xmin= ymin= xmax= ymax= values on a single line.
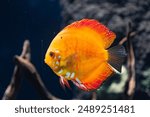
xmin=45 ymin=19 xmax=126 ymax=91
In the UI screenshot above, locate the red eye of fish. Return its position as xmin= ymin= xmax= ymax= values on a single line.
xmin=49 ymin=51 xmax=55 ymax=58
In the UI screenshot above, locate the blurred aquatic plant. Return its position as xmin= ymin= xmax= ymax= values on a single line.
xmin=141 ymin=68 xmax=150 ymax=94
xmin=107 ymin=66 xmax=128 ymax=94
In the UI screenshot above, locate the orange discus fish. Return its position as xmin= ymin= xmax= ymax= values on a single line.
xmin=45 ymin=19 xmax=126 ymax=91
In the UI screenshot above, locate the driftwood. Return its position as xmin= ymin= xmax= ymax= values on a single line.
xmin=119 ymin=23 xmax=136 ymax=99
xmin=2 ymin=40 xmax=30 ymax=99
xmin=2 ymin=40 xmax=58 ymax=100
xmin=125 ymin=23 xmax=136 ymax=99
xmin=2 ymin=23 xmax=136 ymax=100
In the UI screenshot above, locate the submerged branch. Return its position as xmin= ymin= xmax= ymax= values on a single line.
xmin=15 ymin=56 xmax=58 ymax=99
xmin=2 ymin=40 xmax=30 ymax=99
xmin=124 ymin=22 xmax=136 ymax=99
xmin=119 ymin=32 xmax=136 ymax=45
xmin=2 ymin=40 xmax=59 ymax=100
xmin=91 ymin=92 xmax=97 ymax=100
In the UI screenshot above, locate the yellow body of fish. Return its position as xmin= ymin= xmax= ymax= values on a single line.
xmin=45 ymin=19 xmax=126 ymax=91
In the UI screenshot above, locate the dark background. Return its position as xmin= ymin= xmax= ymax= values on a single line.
xmin=0 ymin=0 xmax=73 ymax=99
xmin=0 ymin=0 xmax=150 ymax=99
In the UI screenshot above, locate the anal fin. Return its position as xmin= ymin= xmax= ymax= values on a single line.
xmin=78 ymin=62 xmax=114 ymax=91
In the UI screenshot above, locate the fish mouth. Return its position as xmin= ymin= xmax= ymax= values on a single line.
xmin=44 ymin=58 xmax=52 ymax=68
xmin=44 ymin=58 xmax=49 ymax=65
xmin=44 ymin=58 xmax=47 ymax=64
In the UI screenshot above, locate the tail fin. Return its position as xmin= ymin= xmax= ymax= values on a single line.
xmin=107 ymin=45 xmax=127 ymax=72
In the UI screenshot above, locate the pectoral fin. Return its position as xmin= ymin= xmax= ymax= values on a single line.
xmin=59 ymin=76 xmax=71 ymax=90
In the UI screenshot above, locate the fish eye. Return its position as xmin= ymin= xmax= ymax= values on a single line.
xmin=49 ymin=51 xmax=55 ymax=58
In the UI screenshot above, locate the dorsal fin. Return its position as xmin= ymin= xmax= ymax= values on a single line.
xmin=65 ymin=19 xmax=116 ymax=49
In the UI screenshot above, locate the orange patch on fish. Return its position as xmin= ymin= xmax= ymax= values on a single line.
xmin=65 ymin=19 xmax=116 ymax=49
xmin=45 ymin=19 xmax=126 ymax=91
